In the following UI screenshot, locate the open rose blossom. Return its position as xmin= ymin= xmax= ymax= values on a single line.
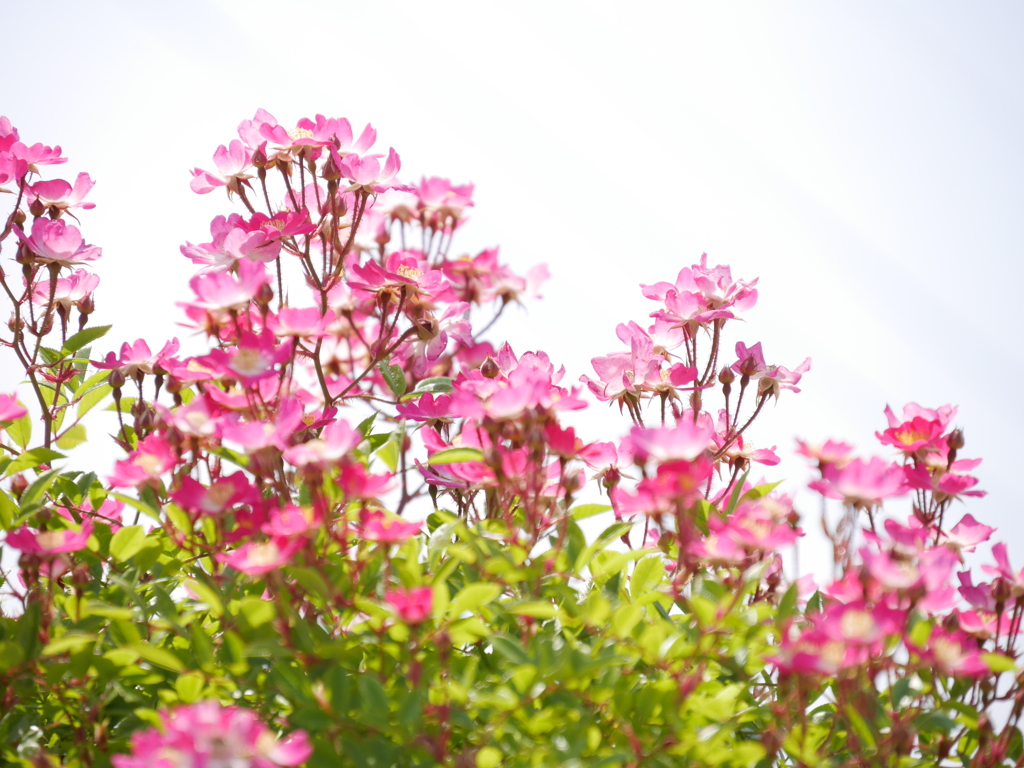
xmin=111 ymin=701 xmax=312 ymax=768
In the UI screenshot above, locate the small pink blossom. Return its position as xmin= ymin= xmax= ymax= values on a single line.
xmin=0 ymin=393 xmax=27 ymax=423
xmin=190 ymin=140 xmax=253 ymax=195
xmin=108 ymin=435 xmax=178 ymax=488
xmin=5 ymin=520 xmax=93 ymax=555
xmin=111 ymin=701 xmax=312 ymax=768
xmin=16 ymin=217 xmax=101 ymax=267
xmin=26 ymin=172 xmax=96 ymax=212
xmin=218 ymin=536 xmax=305 ymax=575
xmin=808 ymin=456 xmax=908 ymax=508
xmin=359 ymin=509 xmax=423 ymax=543
xmin=386 ymin=586 xmax=433 ymax=623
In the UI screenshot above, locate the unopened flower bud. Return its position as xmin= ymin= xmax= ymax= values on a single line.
xmin=689 ymin=389 xmax=702 ymax=414
xmin=12 ymin=208 xmax=26 ymax=226
xmin=136 ymin=407 xmax=154 ymax=433
xmin=29 ymin=198 xmax=45 ymax=218
xmin=16 ymin=245 xmax=34 ymax=266
xmin=8 ymin=313 xmax=24 ymax=334
xmin=947 ymin=429 xmax=965 ymax=451
xmin=108 ymin=369 xmax=126 ymax=389
xmin=165 ymin=377 xmax=182 ymax=395
xmin=414 ymin=316 xmax=439 ymax=342
xmin=9 ymin=473 xmax=28 ymax=500
xmin=739 ymin=355 xmax=759 ymax=378
xmin=480 ymin=356 xmax=499 ymax=379
xmin=718 ymin=366 xmax=735 ymax=385
xmin=252 ymin=147 xmax=268 ymax=169
xmin=993 ymin=577 xmax=1012 ymax=605
xmin=321 ymin=154 xmax=341 ymax=181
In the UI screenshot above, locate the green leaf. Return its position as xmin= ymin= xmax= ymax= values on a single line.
xmin=742 ymin=480 xmax=784 ymax=502
xmin=427 ymin=447 xmax=485 ymax=465
xmin=630 ymin=555 xmax=665 ymax=599
xmin=126 ymin=643 xmax=185 ymax=672
xmin=509 ymin=601 xmax=558 ymax=619
xmin=913 ymin=710 xmax=955 ymax=734
xmin=377 ymin=360 xmax=406 ymax=398
xmin=725 ymin=470 xmax=750 ymax=515
xmin=448 ymin=583 xmax=502 ymax=618
xmin=570 ymin=503 xmax=612 ymax=521
xmin=0 ymin=490 xmax=16 ymax=530
xmin=42 ymin=633 xmax=98 ymax=656
xmin=109 ymin=525 xmax=147 ymax=563
xmin=377 ymin=428 xmax=403 ymax=473
xmin=239 ymin=596 xmax=275 ymax=628
xmin=0 ymin=640 xmax=25 ymax=671
xmin=185 ymin=579 xmax=224 ymax=618
xmin=175 ymin=671 xmax=205 ymax=703
xmin=400 ymin=376 xmax=454 ymax=400
xmin=573 ymin=521 xmax=634 ymax=574
xmin=5 ymin=447 xmax=65 ymax=476
xmin=76 ymin=383 xmax=112 ymax=420
xmin=56 ymin=423 xmax=87 ymax=450
xmin=6 ymin=405 xmax=31 ymax=450
xmin=982 ymin=652 xmax=1017 ymax=673
xmin=62 ymin=324 xmax=112 ymax=356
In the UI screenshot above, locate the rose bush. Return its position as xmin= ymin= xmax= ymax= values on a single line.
xmin=0 ymin=110 xmax=1021 ymax=767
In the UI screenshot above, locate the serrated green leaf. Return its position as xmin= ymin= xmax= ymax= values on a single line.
xmin=62 ymin=324 xmax=112 ymax=356
xmin=427 ymin=447 xmax=485 ymax=465
xmin=630 ymin=555 xmax=665 ymax=599
xmin=377 ymin=360 xmax=406 ymax=398
xmin=76 ymin=383 xmax=112 ymax=420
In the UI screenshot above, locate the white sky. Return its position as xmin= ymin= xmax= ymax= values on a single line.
xmin=3 ymin=2 xmax=1022 ymax=578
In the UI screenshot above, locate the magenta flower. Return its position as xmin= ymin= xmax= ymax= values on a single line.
xmin=27 ymin=172 xmax=96 ymax=212
xmin=16 ymin=217 xmax=101 ymax=267
xmin=628 ymin=418 xmax=716 ymax=463
xmin=198 ymin=331 xmax=293 ymax=386
xmin=190 ymin=139 xmax=253 ymax=195
xmin=170 ymin=473 xmax=258 ymax=516
xmin=32 ymin=267 xmax=100 ymax=315
xmin=5 ymin=520 xmax=93 ymax=555
xmin=108 ymin=435 xmax=178 ymax=489
xmin=111 ymin=700 xmax=312 ymax=768
xmin=808 ymin=456 xmax=908 ymax=508
xmin=0 ymin=393 xmax=27 ymax=424
xmin=386 ymin=586 xmax=433 ymax=624
xmin=795 ymin=438 xmax=855 ymax=468
xmin=0 ymin=151 xmax=26 ymax=190
xmin=283 ymin=419 xmax=361 ymax=469
xmin=95 ymin=338 xmax=180 ymax=379
xmin=337 ymin=147 xmax=402 ymax=193
xmin=218 ymin=536 xmax=305 ymax=575
xmin=359 ymin=509 xmax=423 ymax=543
xmin=915 ymin=629 xmax=990 ymax=678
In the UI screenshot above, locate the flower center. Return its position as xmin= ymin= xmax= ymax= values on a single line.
xmin=396 ymin=264 xmax=423 ymax=281
xmin=287 ymin=127 xmax=314 ymax=141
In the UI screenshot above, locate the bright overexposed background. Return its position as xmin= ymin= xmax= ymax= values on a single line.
xmin=3 ymin=1 xmax=1022 ymax=581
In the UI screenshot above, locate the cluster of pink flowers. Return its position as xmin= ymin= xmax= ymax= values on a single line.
xmin=111 ymin=701 xmax=312 ymax=768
